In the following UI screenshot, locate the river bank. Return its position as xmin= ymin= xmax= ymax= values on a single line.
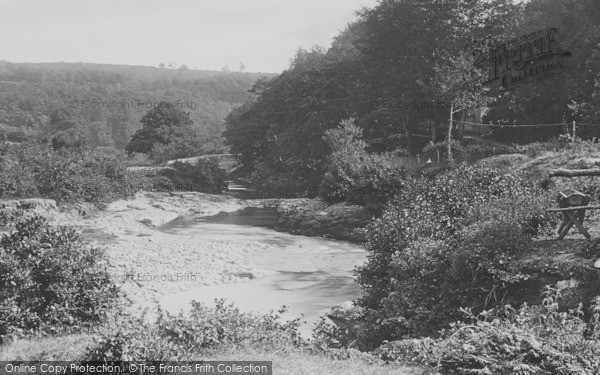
xmin=0 ymin=192 xmax=424 ymax=374
xmin=1 ymin=191 xmax=370 ymax=312
xmin=72 ymin=192 xmax=283 ymax=309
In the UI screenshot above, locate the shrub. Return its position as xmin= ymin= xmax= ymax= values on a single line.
xmin=373 ymin=338 xmax=438 ymax=366
xmin=159 ymin=159 xmax=227 ymax=193
xmin=0 ymin=216 xmax=119 ymax=342
xmin=464 ymin=142 xmax=517 ymax=161
xmin=0 ymin=141 xmax=140 ymax=205
xmin=0 ymin=154 xmax=38 ymax=198
xmin=518 ymin=133 xmax=600 ymax=158
xmin=368 ymin=289 xmax=600 ymax=374
xmin=319 ymin=119 xmax=406 ymax=209
xmin=150 ymin=175 xmax=175 ymax=192
xmin=466 ymin=192 xmax=557 ymax=236
xmin=85 ymin=300 xmax=303 ymax=360
xmin=311 ymin=317 xmax=356 ymax=351
xmin=435 ymin=289 xmax=600 ymax=374
xmin=356 ymin=164 xmax=555 ymax=347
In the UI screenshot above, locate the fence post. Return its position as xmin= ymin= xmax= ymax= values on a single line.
xmin=417 ymin=154 xmax=420 ymax=165
xmin=573 ymin=120 xmax=576 ymax=141
xmin=436 ymin=149 xmax=440 ymax=164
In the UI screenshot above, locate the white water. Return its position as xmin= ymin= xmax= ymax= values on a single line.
xmin=158 ymin=208 xmax=366 ymax=335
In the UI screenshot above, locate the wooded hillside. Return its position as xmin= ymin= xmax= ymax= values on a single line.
xmin=0 ymin=61 xmax=272 ymax=152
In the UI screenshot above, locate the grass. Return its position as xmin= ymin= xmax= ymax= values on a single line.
xmin=0 ymin=334 xmax=94 ymax=361
xmin=202 ymin=346 xmax=428 ymax=375
xmin=0 ymin=334 xmax=428 ymax=375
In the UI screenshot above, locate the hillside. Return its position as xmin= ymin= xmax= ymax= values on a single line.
xmin=0 ymin=61 xmax=272 ymax=150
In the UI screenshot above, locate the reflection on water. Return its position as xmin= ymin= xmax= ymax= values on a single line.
xmin=158 ymin=207 xmax=366 ymax=335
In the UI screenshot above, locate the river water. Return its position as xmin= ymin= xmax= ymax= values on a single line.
xmin=158 ymin=207 xmax=367 ymax=335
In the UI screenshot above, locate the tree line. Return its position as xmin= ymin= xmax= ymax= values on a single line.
xmin=0 ymin=61 xmax=272 ymax=156
xmin=223 ymin=0 xmax=600 ymax=195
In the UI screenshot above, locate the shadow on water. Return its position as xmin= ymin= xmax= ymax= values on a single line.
xmin=158 ymin=206 xmax=367 ymax=336
xmin=165 ymin=206 xmax=280 ymax=228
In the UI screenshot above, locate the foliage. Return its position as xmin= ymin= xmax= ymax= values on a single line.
xmin=0 ymin=141 xmax=140 ymax=205
xmin=0 ymin=61 xmax=266 ymax=151
xmin=0 ymin=216 xmax=119 ymax=343
xmin=518 ymin=134 xmax=600 ymax=158
xmin=319 ymin=119 xmax=406 ymax=209
xmin=486 ymin=0 xmax=600 ymax=143
xmin=356 ymin=164 xmax=558 ymax=347
xmin=367 ymin=288 xmax=600 ymax=374
xmin=224 ymin=46 xmax=351 ymax=197
xmin=435 ymin=288 xmax=600 ymax=374
xmin=222 ymin=0 xmax=600 ymax=193
xmin=311 ymin=317 xmax=356 ymax=351
xmin=464 ymin=142 xmax=518 ymax=162
xmin=159 ymin=159 xmax=227 ymax=194
xmin=85 ymin=300 xmax=303 ymax=361
xmin=466 ymin=189 xmax=557 ymax=237
xmin=374 ymin=338 xmax=438 ymax=366
xmin=0 ymin=150 xmax=38 ymax=199
xmin=149 ymin=175 xmax=175 ymax=192
xmin=126 ymin=102 xmax=194 ymax=156
xmin=149 ymin=127 xmax=220 ymax=163
xmin=248 ymin=172 xmax=309 ymax=198
xmin=422 ymin=140 xmax=467 ymax=163
xmin=223 ymin=0 xmax=522 ymax=196
xmin=275 ymin=198 xmax=371 ymax=243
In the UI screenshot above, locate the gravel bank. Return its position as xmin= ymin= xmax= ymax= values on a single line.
xmin=2 ymin=192 xmax=366 ymax=313
xmin=51 ymin=191 xmax=277 ymax=310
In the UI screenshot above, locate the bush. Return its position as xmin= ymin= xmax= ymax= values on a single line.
xmin=464 ymin=142 xmax=517 ymax=161
xmin=319 ymin=119 xmax=406 ymax=209
xmin=85 ymin=300 xmax=303 ymax=360
xmin=435 ymin=289 xmax=600 ymax=374
xmin=159 ymin=159 xmax=227 ymax=193
xmin=0 ymin=155 xmax=38 ymax=198
xmin=150 ymin=175 xmax=175 ymax=192
xmin=0 ymin=141 xmax=140 ymax=205
xmin=368 ymin=289 xmax=600 ymax=374
xmin=518 ymin=133 xmax=600 ymax=158
xmin=0 ymin=216 xmax=119 ymax=342
xmin=466 ymin=192 xmax=557 ymax=236
xmin=356 ymin=164 xmax=556 ymax=347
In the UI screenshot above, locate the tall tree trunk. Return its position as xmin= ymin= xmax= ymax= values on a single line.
xmin=448 ymin=102 xmax=454 ymax=166
xmin=458 ymin=109 xmax=466 ymax=139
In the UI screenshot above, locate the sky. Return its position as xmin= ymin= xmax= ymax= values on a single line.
xmin=0 ymin=0 xmax=379 ymax=74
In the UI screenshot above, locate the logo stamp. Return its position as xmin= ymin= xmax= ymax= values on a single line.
xmin=470 ymin=28 xmax=572 ymax=89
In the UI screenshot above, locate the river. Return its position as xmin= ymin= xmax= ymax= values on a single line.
xmin=157 ymin=207 xmax=366 ymax=336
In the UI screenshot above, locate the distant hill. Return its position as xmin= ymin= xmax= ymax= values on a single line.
xmin=0 ymin=61 xmax=272 ymax=151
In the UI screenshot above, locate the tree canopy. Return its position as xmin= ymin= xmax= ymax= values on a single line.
xmin=0 ymin=61 xmax=272 ymax=153
xmin=223 ymin=0 xmax=600 ymax=195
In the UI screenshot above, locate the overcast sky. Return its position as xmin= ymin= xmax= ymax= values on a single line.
xmin=0 ymin=0 xmax=378 ymax=73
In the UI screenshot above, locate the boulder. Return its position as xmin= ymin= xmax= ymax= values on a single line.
xmin=326 ymin=300 xmax=367 ymax=342
xmin=327 ymin=300 xmax=364 ymax=322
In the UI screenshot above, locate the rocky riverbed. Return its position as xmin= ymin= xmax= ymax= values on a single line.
xmin=86 ymin=192 xmax=291 ymax=311
xmin=1 ymin=191 xmax=374 ymax=322
xmin=1 ymin=192 xmax=283 ymax=312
